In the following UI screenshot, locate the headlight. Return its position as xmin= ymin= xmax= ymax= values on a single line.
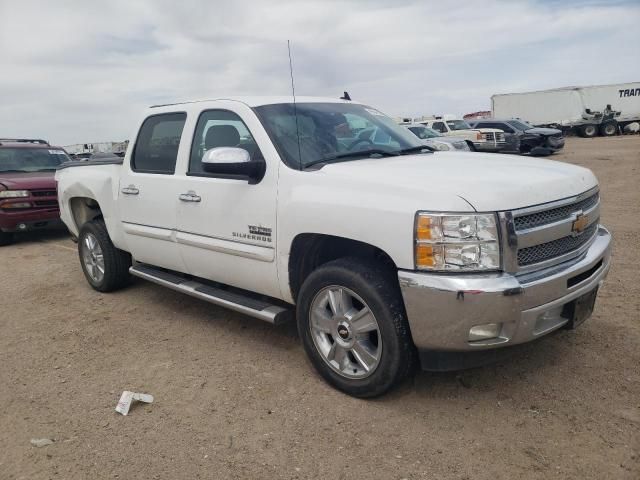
xmin=433 ymin=143 xmax=450 ymax=151
xmin=415 ymin=213 xmax=500 ymax=271
xmin=0 ymin=190 xmax=29 ymax=198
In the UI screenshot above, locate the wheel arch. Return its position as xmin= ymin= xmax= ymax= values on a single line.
xmin=288 ymin=233 xmax=399 ymax=302
xmin=69 ymin=196 xmax=104 ymax=232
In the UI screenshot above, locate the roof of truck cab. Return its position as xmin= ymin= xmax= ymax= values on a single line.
xmin=149 ymin=96 xmax=360 ymax=109
xmin=0 ymin=142 xmax=63 ymax=149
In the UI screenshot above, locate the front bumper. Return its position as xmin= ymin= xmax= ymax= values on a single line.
xmin=398 ymin=226 xmax=611 ymax=354
xmin=473 ymin=141 xmax=507 ymax=152
xmin=0 ymin=208 xmax=62 ymax=232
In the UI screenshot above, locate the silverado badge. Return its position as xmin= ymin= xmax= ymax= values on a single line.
xmin=571 ymin=213 xmax=589 ymax=235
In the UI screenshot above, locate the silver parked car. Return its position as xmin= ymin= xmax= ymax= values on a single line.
xmin=405 ymin=124 xmax=470 ymax=151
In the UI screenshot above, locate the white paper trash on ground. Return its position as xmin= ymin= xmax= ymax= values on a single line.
xmin=115 ymin=391 xmax=154 ymax=416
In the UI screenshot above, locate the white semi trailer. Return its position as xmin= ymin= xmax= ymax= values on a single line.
xmin=492 ymin=82 xmax=640 ymax=137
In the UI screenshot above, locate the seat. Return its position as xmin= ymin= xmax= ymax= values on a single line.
xmin=204 ymin=125 xmax=240 ymax=149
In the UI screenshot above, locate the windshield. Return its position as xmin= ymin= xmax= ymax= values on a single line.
xmin=446 ymin=120 xmax=471 ymax=131
xmin=408 ymin=126 xmax=441 ymax=139
xmin=507 ymin=119 xmax=533 ymax=130
xmin=253 ymin=103 xmax=424 ymax=169
xmin=0 ymin=147 xmax=69 ymax=172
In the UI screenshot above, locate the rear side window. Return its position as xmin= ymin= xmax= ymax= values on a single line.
xmin=132 ymin=113 xmax=186 ymax=174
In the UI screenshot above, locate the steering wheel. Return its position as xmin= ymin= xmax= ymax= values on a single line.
xmin=346 ymin=138 xmax=374 ymax=151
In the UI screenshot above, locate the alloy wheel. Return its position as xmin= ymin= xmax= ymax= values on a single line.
xmin=309 ymin=285 xmax=382 ymax=379
xmin=81 ymin=233 xmax=105 ymax=283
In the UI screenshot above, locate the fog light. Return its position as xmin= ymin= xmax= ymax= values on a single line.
xmin=3 ymin=202 xmax=31 ymax=209
xmin=18 ymin=223 xmax=27 ymax=230
xmin=469 ymin=323 xmax=502 ymax=341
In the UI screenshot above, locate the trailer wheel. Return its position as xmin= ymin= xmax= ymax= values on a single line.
xmin=579 ymin=124 xmax=598 ymax=138
xmin=599 ymin=121 xmax=617 ymax=137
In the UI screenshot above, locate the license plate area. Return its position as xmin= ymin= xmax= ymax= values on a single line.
xmin=562 ymin=288 xmax=598 ymax=329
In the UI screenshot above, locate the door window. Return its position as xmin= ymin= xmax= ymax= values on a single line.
xmin=479 ymin=122 xmax=514 ymax=133
xmin=131 ymin=113 xmax=186 ymax=174
xmin=189 ymin=110 xmax=262 ymax=175
xmin=432 ymin=121 xmax=447 ymax=133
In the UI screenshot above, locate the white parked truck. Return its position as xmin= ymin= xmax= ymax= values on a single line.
xmin=56 ymin=97 xmax=611 ymax=397
xmin=492 ymin=82 xmax=640 ymax=138
xmin=399 ymin=115 xmax=506 ymax=152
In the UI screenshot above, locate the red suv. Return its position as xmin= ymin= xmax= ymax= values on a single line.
xmin=0 ymin=139 xmax=70 ymax=245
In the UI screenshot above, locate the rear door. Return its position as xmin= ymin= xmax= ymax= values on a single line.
xmin=118 ymin=112 xmax=188 ymax=272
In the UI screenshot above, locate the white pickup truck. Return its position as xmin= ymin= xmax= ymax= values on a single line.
xmin=56 ymin=97 xmax=611 ymax=397
xmin=413 ymin=116 xmax=507 ymax=152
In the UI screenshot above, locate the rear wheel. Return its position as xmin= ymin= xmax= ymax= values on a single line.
xmin=579 ymin=124 xmax=598 ymax=138
xmin=78 ymin=220 xmax=131 ymax=292
xmin=599 ymin=121 xmax=617 ymax=137
xmin=0 ymin=231 xmax=14 ymax=246
xmin=297 ymin=257 xmax=415 ymax=397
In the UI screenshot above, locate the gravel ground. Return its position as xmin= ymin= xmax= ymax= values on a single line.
xmin=1 ymin=136 xmax=639 ymax=479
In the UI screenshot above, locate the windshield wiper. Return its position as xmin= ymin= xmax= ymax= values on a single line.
xmin=304 ymin=149 xmax=399 ymax=169
xmin=0 ymin=169 xmax=29 ymax=173
xmin=397 ymin=145 xmax=435 ymax=154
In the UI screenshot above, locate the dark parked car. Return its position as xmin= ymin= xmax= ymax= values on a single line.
xmin=0 ymin=139 xmax=69 ymax=245
xmin=467 ymin=119 xmax=565 ymax=156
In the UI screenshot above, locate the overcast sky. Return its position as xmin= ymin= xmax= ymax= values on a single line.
xmin=1 ymin=0 xmax=639 ymax=146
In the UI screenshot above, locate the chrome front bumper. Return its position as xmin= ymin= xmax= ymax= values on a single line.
xmin=398 ymin=226 xmax=611 ymax=353
xmin=473 ymin=141 xmax=507 ymax=152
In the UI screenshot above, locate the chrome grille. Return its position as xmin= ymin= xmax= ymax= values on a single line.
xmin=482 ymin=132 xmax=495 ymax=141
xmin=517 ymin=221 xmax=599 ymax=266
xmin=482 ymin=132 xmax=505 ymax=143
xmin=514 ymin=192 xmax=599 ymax=231
xmin=31 ymin=190 xmax=57 ymax=197
xmin=34 ymin=200 xmax=59 ymax=208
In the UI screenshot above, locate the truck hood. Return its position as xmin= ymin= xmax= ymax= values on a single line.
xmin=524 ymin=127 xmax=563 ymax=136
xmin=0 ymin=171 xmax=57 ymax=190
xmin=320 ymin=152 xmax=597 ymax=211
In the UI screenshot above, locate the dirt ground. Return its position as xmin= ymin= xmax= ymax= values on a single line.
xmin=1 ymin=136 xmax=639 ymax=480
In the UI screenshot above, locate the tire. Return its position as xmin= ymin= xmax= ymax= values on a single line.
xmin=0 ymin=231 xmax=14 ymax=246
xmin=296 ymin=257 xmax=415 ymax=398
xmin=579 ymin=124 xmax=598 ymax=138
xmin=465 ymin=141 xmax=476 ymax=152
xmin=599 ymin=121 xmax=617 ymax=137
xmin=78 ymin=219 xmax=131 ymax=292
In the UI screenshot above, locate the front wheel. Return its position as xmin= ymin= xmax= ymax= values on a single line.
xmin=78 ymin=220 xmax=131 ymax=292
xmin=297 ymin=258 xmax=415 ymax=397
xmin=0 ymin=231 xmax=14 ymax=246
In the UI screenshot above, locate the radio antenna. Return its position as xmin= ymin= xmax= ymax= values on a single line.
xmin=287 ymin=40 xmax=303 ymax=169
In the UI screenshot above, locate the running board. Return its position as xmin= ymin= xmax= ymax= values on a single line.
xmin=129 ymin=264 xmax=291 ymax=325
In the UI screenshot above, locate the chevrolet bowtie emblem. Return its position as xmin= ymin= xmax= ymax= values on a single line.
xmin=572 ymin=213 xmax=589 ymax=235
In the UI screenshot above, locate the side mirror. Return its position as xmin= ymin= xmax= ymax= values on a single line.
xmin=201 ymin=147 xmax=265 ymax=184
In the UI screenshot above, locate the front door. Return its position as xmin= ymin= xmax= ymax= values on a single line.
xmin=119 ymin=112 xmax=188 ymax=272
xmin=174 ymin=106 xmax=280 ymax=298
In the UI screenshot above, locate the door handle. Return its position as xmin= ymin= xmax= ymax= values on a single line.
xmin=121 ymin=185 xmax=139 ymax=195
xmin=179 ymin=191 xmax=201 ymax=203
